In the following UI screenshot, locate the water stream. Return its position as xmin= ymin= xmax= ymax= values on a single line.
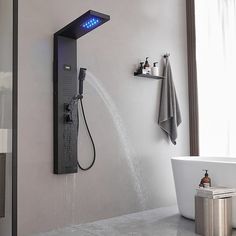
xmin=85 ymin=71 xmax=146 ymax=210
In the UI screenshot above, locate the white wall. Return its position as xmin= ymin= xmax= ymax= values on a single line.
xmin=18 ymin=0 xmax=190 ymax=235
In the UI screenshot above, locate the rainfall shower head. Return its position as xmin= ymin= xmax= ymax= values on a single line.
xmin=55 ymin=10 xmax=110 ymax=39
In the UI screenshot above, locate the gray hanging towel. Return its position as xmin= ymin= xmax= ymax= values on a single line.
xmin=158 ymin=55 xmax=182 ymax=145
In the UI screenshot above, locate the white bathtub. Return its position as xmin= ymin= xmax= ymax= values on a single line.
xmin=171 ymin=156 xmax=236 ymax=227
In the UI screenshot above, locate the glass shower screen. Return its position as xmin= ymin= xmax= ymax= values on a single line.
xmin=0 ymin=0 xmax=13 ymax=235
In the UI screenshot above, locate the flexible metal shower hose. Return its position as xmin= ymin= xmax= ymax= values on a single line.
xmin=77 ymin=99 xmax=96 ymax=171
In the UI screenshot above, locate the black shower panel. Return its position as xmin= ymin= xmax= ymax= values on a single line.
xmin=53 ymin=10 xmax=110 ymax=174
xmin=54 ymin=36 xmax=78 ymax=174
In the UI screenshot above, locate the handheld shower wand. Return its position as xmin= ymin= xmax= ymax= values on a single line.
xmin=78 ymin=68 xmax=87 ymax=97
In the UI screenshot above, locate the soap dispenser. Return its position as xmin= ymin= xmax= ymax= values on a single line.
xmin=137 ymin=62 xmax=144 ymax=74
xmin=151 ymin=62 xmax=159 ymax=76
xmin=199 ymin=170 xmax=211 ymax=188
xmin=144 ymin=57 xmax=151 ymax=74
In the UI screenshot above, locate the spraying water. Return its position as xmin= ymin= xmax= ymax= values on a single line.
xmin=85 ymin=71 xmax=146 ymax=210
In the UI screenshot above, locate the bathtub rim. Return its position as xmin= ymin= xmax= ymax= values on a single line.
xmin=171 ymin=156 xmax=236 ymax=164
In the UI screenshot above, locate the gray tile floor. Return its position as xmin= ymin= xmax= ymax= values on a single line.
xmin=35 ymin=206 xmax=236 ymax=236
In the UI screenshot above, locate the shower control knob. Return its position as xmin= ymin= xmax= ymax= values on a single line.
xmin=64 ymin=114 xmax=73 ymax=123
xmin=64 ymin=103 xmax=71 ymax=112
xmin=64 ymin=104 xmax=69 ymax=111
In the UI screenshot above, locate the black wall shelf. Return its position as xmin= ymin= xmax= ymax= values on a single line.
xmin=134 ymin=73 xmax=164 ymax=80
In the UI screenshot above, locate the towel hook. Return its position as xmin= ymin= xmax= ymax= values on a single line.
xmin=163 ymin=53 xmax=170 ymax=58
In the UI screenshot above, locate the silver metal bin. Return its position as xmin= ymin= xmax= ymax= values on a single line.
xmin=195 ymin=196 xmax=232 ymax=236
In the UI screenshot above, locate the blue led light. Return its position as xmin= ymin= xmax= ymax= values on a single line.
xmin=82 ymin=17 xmax=101 ymax=29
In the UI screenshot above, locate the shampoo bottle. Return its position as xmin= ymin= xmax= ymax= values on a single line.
xmin=199 ymin=170 xmax=211 ymax=188
xmin=144 ymin=57 xmax=151 ymax=74
xmin=151 ymin=62 xmax=159 ymax=76
xmin=137 ymin=62 xmax=144 ymax=74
